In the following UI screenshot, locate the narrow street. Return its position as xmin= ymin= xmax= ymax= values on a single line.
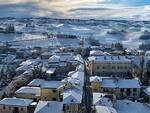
xmin=83 ymin=73 xmax=92 ymax=113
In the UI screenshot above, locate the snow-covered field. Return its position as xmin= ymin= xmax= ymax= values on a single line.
xmin=0 ymin=18 xmax=150 ymax=49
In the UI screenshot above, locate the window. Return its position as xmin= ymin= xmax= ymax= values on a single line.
xmin=9 ymin=106 xmax=11 ymax=110
xmin=44 ymin=97 xmax=48 ymax=100
xmin=127 ymin=88 xmax=131 ymax=96
xmin=71 ymin=99 xmax=74 ymax=102
xmin=133 ymin=93 xmax=137 ymax=96
xmin=21 ymin=108 xmax=24 ymax=111
xmin=3 ymin=106 xmax=5 ymax=110
xmin=52 ymin=90 xmax=56 ymax=93
xmin=52 ymin=98 xmax=57 ymax=101
xmin=97 ymin=66 xmax=100 ymax=69
xmin=121 ymin=88 xmax=124 ymax=92
xmin=63 ymin=106 xmax=65 ymax=111
xmin=112 ymin=66 xmax=115 ymax=69
xmin=124 ymin=66 xmax=127 ymax=69
xmin=133 ymin=88 xmax=137 ymax=92
xmin=60 ymin=97 xmax=63 ymax=101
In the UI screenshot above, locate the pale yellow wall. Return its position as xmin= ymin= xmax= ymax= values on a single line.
xmin=91 ymin=82 xmax=101 ymax=92
xmin=87 ymin=61 xmax=131 ymax=76
xmin=0 ymin=105 xmax=28 ymax=113
xmin=41 ymin=88 xmax=60 ymax=101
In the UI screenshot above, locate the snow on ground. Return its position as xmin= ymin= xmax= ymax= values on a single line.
xmin=114 ymin=100 xmax=150 ymax=113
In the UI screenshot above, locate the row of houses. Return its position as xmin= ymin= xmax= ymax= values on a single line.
xmin=16 ymin=52 xmax=82 ymax=77
xmin=0 ymin=52 xmax=85 ymax=113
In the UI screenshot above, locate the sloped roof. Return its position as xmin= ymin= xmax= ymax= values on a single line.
xmin=96 ymin=106 xmax=117 ymax=113
xmin=0 ymin=98 xmax=33 ymax=106
xmin=41 ymin=81 xmax=62 ymax=89
xmin=114 ymin=99 xmax=150 ymax=113
xmin=90 ymin=76 xmax=102 ymax=83
xmin=49 ymin=55 xmax=60 ymax=63
xmin=62 ymin=88 xmax=82 ymax=104
xmin=102 ymin=79 xmax=140 ymax=88
xmin=34 ymin=101 xmax=63 ymax=113
xmin=28 ymin=79 xmax=44 ymax=87
xmin=15 ymin=87 xmax=41 ymax=96
xmin=88 ymin=56 xmax=131 ymax=63
xmin=93 ymin=93 xmax=113 ymax=107
xmin=90 ymin=50 xmax=104 ymax=56
xmin=144 ymin=87 xmax=150 ymax=96
xmin=76 ymin=64 xmax=84 ymax=72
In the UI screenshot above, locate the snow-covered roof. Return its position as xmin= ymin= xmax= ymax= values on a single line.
xmin=145 ymin=51 xmax=150 ymax=56
xmin=55 ymin=52 xmax=73 ymax=57
xmin=0 ymin=98 xmax=33 ymax=106
xmin=59 ymin=62 xmax=67 ymax=67
xmin=20 ymin=59 xmax=40 ymax=66
xmin=48 ymin=55 xmax=60 ymax=63
xmin=74 ymin=54 xmax=84 ymax=64
xmin=93 ymin=93 xmax=113 ymax=107
xmin=34 ymin=101 xmax=63 ymax=113
xmin=2 ymin=55 xmax=16 ymax=63
xmin=71 ymin=71 xmax=84 ymax=81
xmin=95 ymin=106 xmax=117 ymax=113
xmin=114 ymin=99 xmax=150 ymax=113
xmin=60 ymin=55 xmax=74 ymax=62
xmin=17 ymin=59 xmax=41 ymax=72
xmin=76 ymin=64 xmax=84 ymax=72
xmin=144 ymin=87 xmax=150 ymax=96
xmin=102 ymin=79 xmax=141 ymax=88
xmin=90 ymin=50 xmax=104 ymax=56
xmin=61 ymin=70 xmax=84 ymax=91
xmin=60 ymin=70 xmax=84 ymax=104
xmin=68 ymin=71 xmax=76 ymax=76
xmin=111 ymin=50 xmax=124 ymax=55
xmin=0 ymin=64 xmax=7 ymax=73
xmin=90 ymin=76 xmax=102 ymax=83
xmin=49 ymin=53 xmax=76 ymax=63
xmin=41 ymin=52 xmax=52 ymax=56
xmin=28 ymin=79 xmax=45 ymax=87
xmin=88 ymin=56 xmax=131 ymax=63
xmin=62 ymin=88 xmax=82 ymax=104
xmin=41 ymin=81 xmax=62 ymax=89
xmin=144 ymin=56 xmax=150 ymax=69
xmin=46 ymin=68 xmax=56 ymax=74
xmin=28 ymin=79 xmax=62 ymax=89
xmin=15 ymin=87 xmax=41 ymax=96
xmin=126 ymin=55 xmax=141 ymax=68
xmin=61 ymin=77 xmax=82 ymax=90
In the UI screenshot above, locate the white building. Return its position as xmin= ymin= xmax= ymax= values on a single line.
xmin=87 ymin=55 xmax=132 ymax=77
xmin=101 ymin=79 xmax=141 ymax=99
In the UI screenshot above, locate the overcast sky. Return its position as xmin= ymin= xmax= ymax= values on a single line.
xmin=0 ymin=0 xmax=150 ymax=20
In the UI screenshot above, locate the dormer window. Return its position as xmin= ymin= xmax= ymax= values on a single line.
xmin=71 ymin=99 xmax=74 ymax=102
